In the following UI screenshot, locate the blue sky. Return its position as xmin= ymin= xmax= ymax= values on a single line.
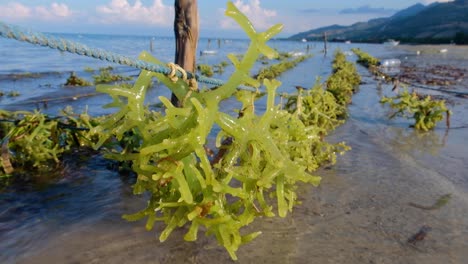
xmin=0 ymin=0 xmax=453 ymax=38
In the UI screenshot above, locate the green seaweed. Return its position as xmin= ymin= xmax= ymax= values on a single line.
xmin=84 ymin=66 xmax=95 ymax=73
xmin=254 ymin=54 xmax=312 ymax=81
xmin=93 ymin=67 xmax=133 ymax=84
xmin=91 ymin=2 xmax=346 ymax=260
xmin=7 ymin=91 xmax=20 ymax=97
xmin=65 ymin=72 xmax=92 ymax=86
xmin=325 ymin=50 xmax=361 ymax=109
xmin=197 ymin=64 xmax=214 ymax=77
xmin=0 ymin=108 xmax=98 ymax=175
xmin=380 ymin=89 xmax=451 ymax=131
xmin=351 ymin=48 xmax=380 ymax=68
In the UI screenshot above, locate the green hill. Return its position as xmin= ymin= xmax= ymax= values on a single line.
xmin=289 ymin=0 xmax=468 ymax=44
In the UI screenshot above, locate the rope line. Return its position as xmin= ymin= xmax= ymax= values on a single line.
xmin=166 ymin=62 xmax=188 ymax=83
xmin=0 ymin=21 xmax=252 ymax=90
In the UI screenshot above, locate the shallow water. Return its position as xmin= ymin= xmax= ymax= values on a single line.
xmin=0 ymin=34 xmax=467 ymax=263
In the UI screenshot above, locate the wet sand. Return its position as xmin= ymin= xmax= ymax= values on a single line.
xmin=15 ymin=77 xmax=468 ymax=263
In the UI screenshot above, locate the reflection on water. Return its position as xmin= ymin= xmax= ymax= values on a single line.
xmin=383 ymin=127 xmax=448 ymax=156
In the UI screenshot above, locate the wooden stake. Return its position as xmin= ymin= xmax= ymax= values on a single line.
xmin=323 ymin=31 xmax=328 ymax=55
xmin=172 ymin=0 xmax=199 ymax=106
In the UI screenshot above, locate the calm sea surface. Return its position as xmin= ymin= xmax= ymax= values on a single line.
xmin=0 ymin=33 xmax=467 ymax=263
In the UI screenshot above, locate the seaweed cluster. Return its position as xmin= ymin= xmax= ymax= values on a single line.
xmin=380 ymin=89 xmax=451 ymax=131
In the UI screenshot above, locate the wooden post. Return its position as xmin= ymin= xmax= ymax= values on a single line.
xmin=172 ymin=0 xmax=199 ymax=106
xmin=323 ymin=31 xmax=328 ymax=55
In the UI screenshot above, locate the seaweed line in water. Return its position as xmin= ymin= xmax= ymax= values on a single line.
xmin=408 ymin=194 xmax=452 ymax=210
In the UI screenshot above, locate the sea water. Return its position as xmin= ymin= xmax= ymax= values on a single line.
xmin=0 ymin=34 xmax=467 ymax=263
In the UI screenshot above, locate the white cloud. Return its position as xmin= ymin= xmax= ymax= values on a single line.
xmin=0 ymin=2 xmax=31 ymax=20
xmin=36 ymin=3 xmax=73 ymax=20
xmin=96 ymin=0 xmax=173 ymax=26
xmin=0 ymin=2 xmax=73 ymax=21
xmin=220 ymin=0 xmax=277 ymax=30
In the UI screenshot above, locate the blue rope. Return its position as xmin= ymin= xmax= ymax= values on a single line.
xmin=0 ymin=21 xmax=245 ymax=89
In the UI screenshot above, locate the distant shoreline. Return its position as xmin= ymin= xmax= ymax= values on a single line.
xmin=285 ymin=38 xmax=468 ymax=46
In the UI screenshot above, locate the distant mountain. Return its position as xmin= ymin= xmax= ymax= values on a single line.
xmin=391 ymin=3 xmax=425 ymax=18
xmin=289 ymin=0 xmax=468 ymax=44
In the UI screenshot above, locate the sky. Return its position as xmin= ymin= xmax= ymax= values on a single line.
xmin=0 ymin=0 xmax=454 ymax=38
